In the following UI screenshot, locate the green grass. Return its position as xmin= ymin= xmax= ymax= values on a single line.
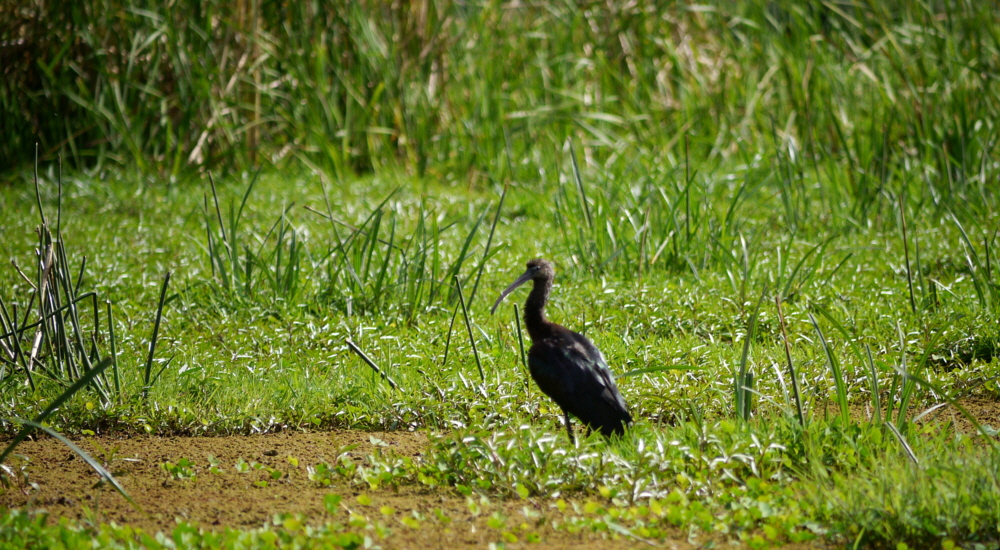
xmin=0 ymin=508 xmax=368 ymax=550
xmin=3 ymin=0 xmax=1000 ymax=547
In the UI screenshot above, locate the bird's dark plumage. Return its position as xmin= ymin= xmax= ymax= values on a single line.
xmin=491 ymin=259 xmax=632 ymax=442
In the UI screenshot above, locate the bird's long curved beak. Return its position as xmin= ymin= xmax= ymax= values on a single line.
xmin=490 ymin=268 xmax=534 ymax=315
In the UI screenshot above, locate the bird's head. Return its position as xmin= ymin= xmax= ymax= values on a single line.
xmin=524 ymin=258 xmax=554 ymax=279
xmin=490 ymin=258 xmax=554 ymax=315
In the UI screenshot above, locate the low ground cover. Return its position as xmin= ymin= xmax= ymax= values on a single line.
xmin=2 ymin=0 xmax=999 ymax=547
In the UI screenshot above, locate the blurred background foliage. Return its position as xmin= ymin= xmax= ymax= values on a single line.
xmin=2 ymin=0 xmax=997 ymax=194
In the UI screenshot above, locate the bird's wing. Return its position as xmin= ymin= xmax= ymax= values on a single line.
xmin=528 ymin=328 xmax=632 ymax=431
xmin=565 ymin=332 xmax=631 ymax=416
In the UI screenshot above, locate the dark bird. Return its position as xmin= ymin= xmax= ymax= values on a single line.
xmin=491 ymin=259 xmax=632 ymax=443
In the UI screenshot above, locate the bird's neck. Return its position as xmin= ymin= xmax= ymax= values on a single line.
xmin=524 ymin=279 xmax=551 ymax=341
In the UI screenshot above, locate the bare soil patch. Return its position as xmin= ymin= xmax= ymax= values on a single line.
xmin=918 ymin=396 xmax=1000 ymax=435
xmin=843 ymin=396 xmax=1000 ymax=438
xmin=0 ymin=430 xmax=703 ymax=549
xmin=4 ymin=395 xmax=998 ymax=548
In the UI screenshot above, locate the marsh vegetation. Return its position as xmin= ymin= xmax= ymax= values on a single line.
xmin=2 ymin=0 xmax=999 ymax=547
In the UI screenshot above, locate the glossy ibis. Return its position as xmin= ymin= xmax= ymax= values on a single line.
xmin=491 ymin=259 xmax=632 ymax=443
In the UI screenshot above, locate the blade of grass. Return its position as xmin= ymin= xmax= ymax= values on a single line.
xmin=775 ymin=295 xmax=804 ymax=426
xmin=808 ymin=312 xmax=850 ymax=425
xmin=467 ymin=184 xmax=507 ymax=308
xmin=345 ymin=339 xmax=398 ymax=391
xmin=513 ymin=303 xmax=527 ymax=373
xmin=105 ymin=300 xmax=120 ymax=400
xmin=865 ymin=344 xmax=882 ymax=427
xmin=1 ymin=416 xmax=140 ymax=510
xmin=619 ymin=365 xmax=701 ymax=378
xmin=884 ymin=421 xmax=919 ymax=465
xmin=142 ymin=271 xmax=171 ymax=400
xmin=568 ymin=140 xmax=592 ymax=230
xmin=895 ymin=322 xmax=942 ymax=426
xmin=441 ymin=302 xmax=460 ymax=368
xmin=0 ymin=356 xmax=114 ymax=465
xmin=32 ymin=143 xmax=46 ymax=227
xmin=899 ymin=193 xmax=917 ymax=313
xmin=887 ymin=365 xmax=998 ymax=453
xmin=735 ymin=286 xmax=768 ymax=421
xmin=455 ymin=275 xmax=484 ymax=383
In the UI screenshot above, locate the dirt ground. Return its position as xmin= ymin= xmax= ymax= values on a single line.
xmin=846 ymin=395 xmax=1000 ymax=436
xmin=0 ymin=430 xmax=708 ymax=549
xmin=3 ymin=394 xmax=997 ymax=549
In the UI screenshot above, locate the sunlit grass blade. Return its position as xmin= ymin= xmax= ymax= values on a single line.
xmin=894 ymin=322 xmax=942 ymax=427
xmin=884 ymin=421 xmax=919 ymax=465
xmin=467 ymin=184 xmax=507 ymax=309
xmin=734 ymin=286 xmax=767 ymax=421
xmin=808 ymin=312 xmax=850 ymax=425
xmin=775 ymin=296 xmax=804 ymax=426
xmin=865 ymin=344 xmax=881 ymax=427
xmin=618 ymin=365 xmax=701 ymax=378
xmin=443 ymin=208 xmax=488 ymax=304
xmin=950 ymin=212 xmax=998 ymax=311
xmin=888 ymin=363 xmax=998 ymax=453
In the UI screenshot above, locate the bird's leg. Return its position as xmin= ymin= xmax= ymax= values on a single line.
xmin=563 ymin=411 xmax=575 ymax=445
